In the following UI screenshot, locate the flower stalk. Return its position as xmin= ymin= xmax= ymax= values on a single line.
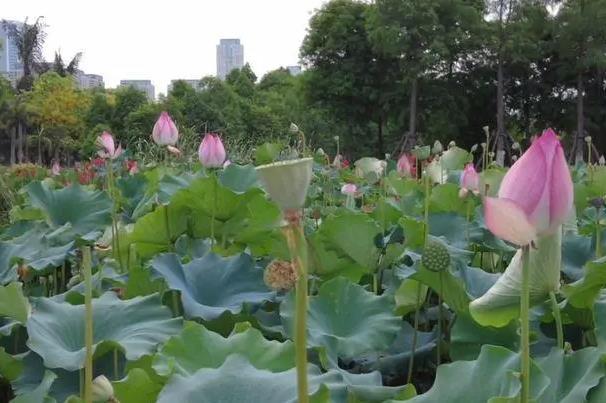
xmin=549 ymin=291 xmax=563 ymax=349
xmin=82 ymin=246 xmax=94 ymax=402
xmin=520 ymin=244 xmax=531 ymax=403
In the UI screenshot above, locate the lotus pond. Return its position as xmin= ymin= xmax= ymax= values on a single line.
xmin=0 ymin=130 xmax=605 ymax=403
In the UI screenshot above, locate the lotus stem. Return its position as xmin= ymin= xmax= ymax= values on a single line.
xmin=210 ymin=174 xmax=217 ymax=248
xmin=283 ymin=210 xmax=309 ymax=403
xmin=596 ymin=209 xmax=602 ymax=259
xmin=107 ymin=162 xmax=123 ymax=272
xmin=113 ymin=348 xmax=119 ymax=380
xmin=437 ymin=271 xmax=443 ymax=366
xmin=406 ymin=283 xmax=422 ymax=385
xmin=549 ymin=291 xmax=563 ymax=349
xmin=164 ymin=205 xmax=172 ymax=250
xmin=423 ymin=166 xmax=431 ymax=242
xmin=82 ymin=246 xmax=94 ymax=403
xmin=520 ymin=245 xmax=531 ymax=403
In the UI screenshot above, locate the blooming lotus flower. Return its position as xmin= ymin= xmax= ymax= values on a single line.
xmin=198 ymin=133 xmax=226 ymax=168
xmin=341 ymin=183 xmax=357 ymax=196
xmin=96 ymin=132 xmax=123 ymax=160
xmin=51 ymin=161 xmax=61 ymax=176
xmin=152 ymin=111 xmax=179 ymax=146
xmin=126 ymin=160 xmax=138 ymax=175
xmin=459 ymin=163 xmax=480 ymax=197
xmin=167 ymin=145 xmax=181 ymax=156
xmin=484 ymin=128 xmax=573 ymax=246
xmin=397 ymin=154 xmax=415 ymax=177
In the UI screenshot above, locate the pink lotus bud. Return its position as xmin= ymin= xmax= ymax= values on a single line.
xmin=341 ymin=183 xmax=357 ymax=196
xmin=152 ymin=112 xmax=179 ymax=146
xmin=198 ymin=133 xmax=226 ymax=168
xmin=333 ymin=154 xmax=343 ymax=169
xmin=167 ymin=145 xmax=181 ymax=156
xmin=484 ymin=128 xmax=573 ymax=246
xmin=51 ymin=161 xmax=61 ymax=176
xmin=223 ymin=159 xmax=232 ymax=168
xmin=126 ymin=160 xmax=138 ymax=175
xmin=96 ymin=131 xmax=123 ymax=160
xmin=397 ymin=154 xmax=415 ymax=177
xmin=460 ymin=163 xmax=480 ymax=195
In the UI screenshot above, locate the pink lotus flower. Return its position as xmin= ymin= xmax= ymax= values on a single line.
xmin=51 ymin=161 xmax=61 ymax=176
xmin=459 ymin=163 xmax=480 ymax=197
xmin=152 ymin=112 xmax=179 ymax=146
xmin=397 ymin=154 xmax=416 ymax=177
xmin=126 ymin=160 xmax=138 ymax=175
xmin=484 ymin=128 xmax=573 ymax=246
xmin=96 ymin=132 xmax=123 ymax=160
xmin=167 ymin=145 xmax=181 ymax=156
xmin=341 ymin=183 xmax=357 ymax=196
xmin=198 ymin=133 xmax=226 ymax=168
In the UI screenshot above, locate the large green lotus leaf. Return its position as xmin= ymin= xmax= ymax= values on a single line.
xmin=440 ymin=146 xmax=471 ymax=170
xmin=25 ymin=182 xmax=112 ymax=240
xmin=429 ymin=184 xmax=468 ymax=215
xmin=0 ymin=282 xmax=30 ymax=324
xmin=127 ymin=204 xmax=188 ymax=259
xmin=26 ymin=293 xmax=182 ymax=371
xmin=535 ymin=347 xmax=605 ymax=403
xmin=0 ymin=232 xmax=74 ymax=284
xmin=470 ymin=231 xmax=562 ymax=327
xmin=153 ymin=321 xmax=294 ymax=376
xmin=11 ymin=369 xmax=56 ymax=403
xmin=150 ymin=252 xmax=274 ymax=320
xmin=219 ymin=163 xmax=259 ymax=193
xmin=594 ymin=292 xmax=606 ymax=352
xmin=406 ymin=345 xmax=549 ymax=402
xmin=394 ymin=279 xmax=428 ymax=316
xmin=0 ymin=347 xmax=23 ymax=381
xmin=450 ymin=314 xmax=518 ymax=361
xmin=479 ymin=168 xmax=506 ymax=197
xmin=116 ymin=173 xmax=148 ymax=221
xmin=308 ymin=233 xmax=368 ymax=282
xmin=157 ymin=355 xmax=405 ymax=403
xmin=113 ymin=368 xmax=163 ymax=403
xmin=561 ymin=233 xmax=594 ymax=281
xmin=562 ymin=257 xmax=606 ymax=309
xmin=385 ymin=174 xmax=424 ymax=216
xmin=281 ymin=277 xmax=400 ymax=359
xmin=316 ymin=212 xmax=381 ymax=270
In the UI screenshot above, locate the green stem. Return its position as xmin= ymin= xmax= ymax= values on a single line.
xmin=107 ymin=162 xmax=123 ymax=272
xmin=520 ymin=245 xmax=531 ymax=403
xmin=284 ymin=213 xmax=309 ymax=403
xmin=596 ymin=209 xmax=602 ymax=258
xmin=113 ymin=348 xmax=119 ymax=380
xmin=423 ymin=166 xmax=431 ymax=243
xmin=465 ymin=198 xmax=472 ymax=242
xmin=82 ymin=246 xmax=94 ymax=403
xmin=407 ymin=283 xmax=423 ymax=385
xmin=172 ymin=292 xmax=180 ymax=316
xmin=164 ymin=205 xmax=172 ymax=251
xmin=550 ymin=291 xmax=563 ymax=349
xmin=437 ymin=271 xmax=443 ymax=366
xmin=211 ymin=174 xmax=216 ymax=248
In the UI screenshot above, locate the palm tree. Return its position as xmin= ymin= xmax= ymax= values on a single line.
xmin=51 ymin=51 xmax=83 ymax=77
xmin=2 ymin=17 xmax=47 ymax=91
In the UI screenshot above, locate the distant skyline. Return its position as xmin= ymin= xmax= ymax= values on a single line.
xmin=3 ymin=0 xmax=328 ymax=95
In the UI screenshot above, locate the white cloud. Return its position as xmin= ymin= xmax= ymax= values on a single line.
xmin=3 ymin=0 xmax=327 ymax=94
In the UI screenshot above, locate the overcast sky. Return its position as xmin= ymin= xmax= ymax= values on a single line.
xmin=4 ymin=0 xmax=328 ymax=95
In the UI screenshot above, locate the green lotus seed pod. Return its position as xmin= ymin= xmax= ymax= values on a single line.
xmin=422 ymin=240 xmax=451 ymax=272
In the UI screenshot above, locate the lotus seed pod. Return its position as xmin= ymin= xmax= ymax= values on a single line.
xmin=512 ymin=155 xmax=518 ymax=162
xmin=590 ymin=197 xmax=605 ymax=210
xmin=488 ymin=151 xmax=495 ymax=158
xmin=448 ymin=141 xmax=456 ymax=149
xmin=470 ymin=144 xmax=478 ymax=153
xmin=483 ymin=126 xmax=490 ymax=136
xmin=256 ymin=158 xmax=313 ymax=211
xmin=290 ymin=123 xmax=299 ymax=133
xmin=316 ymin=148 xmax=325 ymax=156
xmin=333 ymin=135 xmax=340 ymax=141
xmin=432 ymin=140 xmax=443 ymax=154
xmin=481 ymin=142 xmax=486 ymax=149
xmin=585 ymin=136 xmax=592 ymax=143
xmin=422 ymin=240 xmax=451 ymax=272
xmin=264 ymin=260 xmax=298 ymax=291
xmin=599 ymin=155 xmax=605 ymax=165
xmin=91 ymin=375 xmax=115 ymax=402
xmin=512 ymin=142 xmax=520 ymax=150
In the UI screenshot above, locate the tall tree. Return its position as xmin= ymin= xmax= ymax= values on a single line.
xmin=2 ymin=17 xmax=46 ymax=91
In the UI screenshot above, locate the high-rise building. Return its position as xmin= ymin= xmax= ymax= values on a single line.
xmin=287 ymin=65 xmax=302 ymax=76
xmin=75 ymin=70 xmax=104 ymax=89
xmin=168 ymin=79 xmax=201 ymax=93
xmin=0 ymin=20 xmax=24 ymax=86
xmin=216 ymin=39 xmax=244 ymax=80
xmin=119 ymin=79 xmax=155 ymax=101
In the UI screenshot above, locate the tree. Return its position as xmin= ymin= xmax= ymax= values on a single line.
xmin=50 ymin=51 xmax=83 ymax=77
xmin=0 ymin=77 xmax=15 ymax=164
xmin=301 ymin=0 xmax=400 ymax=156
xmin=2 ymin=17 xmax=46 ymax=91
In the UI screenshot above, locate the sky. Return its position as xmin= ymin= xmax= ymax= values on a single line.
xmin=3 ymin=0 xmax=328 ymax=95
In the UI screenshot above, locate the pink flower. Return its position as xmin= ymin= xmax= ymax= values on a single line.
xmin=126 ymin=160 xmax=138 ymax=175
xmin=51 ymin=161 xmax=61 ymax=176
xmin=167 ymin=145 xmax=181 ymax=156
xmin=198 ymin=133 xmax=226 ymax=168
xmin=223 ymin=159 xmax=232 ymax=168
xmin=459 ymin=163 xmax=480 ymax=197
xmin=152 ymin=112 xmax=179 ymax=146
xmin=333 ymin=154 xmax=343 ymax=169
xmin=397 ymin=154 xmax=416 ymax=177
xmin=96 ymin=132 xmax=123 ymax=160
xmin=341 ymin=183 xmax=357 ymax=196
xmin=484 ymin=128 xmax=573 ymax=246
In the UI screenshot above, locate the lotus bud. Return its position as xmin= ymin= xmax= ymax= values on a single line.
xmin=483 ymin=126 xmax=490 ymax=136
xmin=167 ymin=145 xmax=181 ymax=156
xmin=432 ymin=141 xmax=443 ymax=154
xmin=198 ymin=133 xmax=226 ymax=168
xmin=422 ymin=240 xmax=451 ymax=272
xmin=91 ymin=375 xmax=115 ymax=402
xmin=512 ymin=142 xmax=520 ymax=150
xmin=481 ymin=142 xmax=486 ymax=149
xmin=470 ymin=144 xmax=478 ymax=153
xmin=484 ymin=128 xmax=573 ymax=246
xmin=385 ymin=153 xmax=391 ymax=160
xmin=396 ymin=154 xmax=415 ymax=177
xmin=488 ymin=151 xmax=495 ymax=158
xmin=460 ymin=163 xmax=480 ymax=196
xmin=512 ymin=155 xmax=518 ymax=162
xmin=333 ymin=154 xmax=343 ymax=169
xmin=152 ymin=111 xmax=179 ymax=146
xmin=316 ymin=148 xmax=325 ymax=156
xmin=96 ymin=132 xmax=123 ymax=160
xmin=256 ymin=158 xmax=313 ymax=211
xmin=264 ymin=260 xmax=298 ymax=291
xmin=290 ymin=123 xmax=300 ymax=133
xmin=341 ymin=183 xmax=357 ymax=196
xmin=448 ymin=141 xmax=456 ymax=149
xmin=585 ymin=136 xmax=592 ymax=143
xmin=51 ymin=161 xmax=61 ymax=176
xmin=599 ymin=155 xmax=605 ymax=166
xmin=333 ymin=136 xmax=339 ymax=142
